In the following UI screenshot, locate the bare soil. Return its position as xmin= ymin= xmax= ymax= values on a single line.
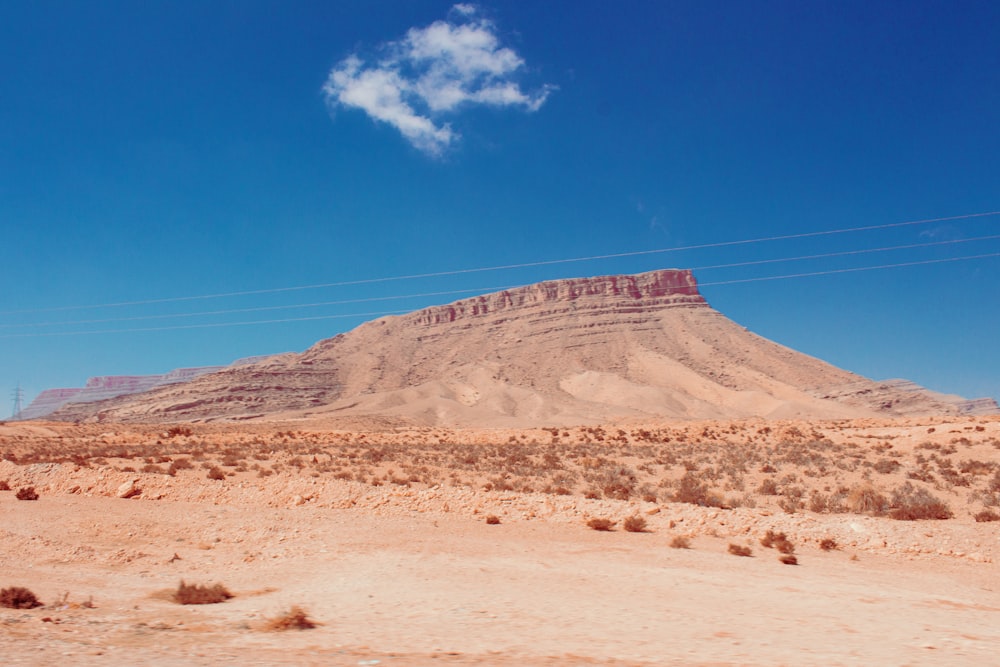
xmin=1 ymin=415 xmax=998 ymax=665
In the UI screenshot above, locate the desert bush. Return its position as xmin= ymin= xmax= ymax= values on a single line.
xmin=872 ymin=458 xmax=901 ymax=474
xmin=206 ymin=466 xmax=226 ymax=481
xmin=757 ymin=478 xmax=779 ymax=495
xmin=974 ymin=509 xmax=1000 ymax=522
xmin=669 ymin=535 xmax=691 ymax=549
xmin=623 ymin=515 xmax=648 ymax=533
xmin=779 ymin=554 xmax=798 ymax=565
xmin=166 ymin=426 xmax=193 ymax=438
xmin=0 ymin=480 xmax=10 ymax=491
xmin=264 ymin=605 xmax=316 ymax=631
xmin=759 ymin=530 xmax=794 ymax=554
xmin=167 ymin=458 xmax=194 ymax=475
xmin=1 ymin=586 xmax=42 ymax=609
xmin=172 ymin=581 xmax=233 ymax=605
xmin=586 ymin=518 xmax=616 ymax=531
xmin=728 ymin=543 xmax=753 ymax=557
xmin=819 ymin=538 xmax=839 ymax=551
xmin=673 ymin=473 xmax=724 ymax=507
xmin=16 ymin=486 xmax=39 ymax=501
xmin=485 ymin=515 xmax=501 ymax=525
xmin=888 ymin=482 xmax=952 ymax=520
xmin=778 ymin=496 xmax=803 ymax=514
xmin=846 ymin=484 xmax=888 ymax=515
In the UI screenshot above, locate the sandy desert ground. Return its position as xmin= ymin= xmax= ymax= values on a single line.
xmin=2 ymin=415 xmax=999 ymax=665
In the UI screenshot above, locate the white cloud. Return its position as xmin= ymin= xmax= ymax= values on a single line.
xmin=322 ymin=4 xmax=553 ymax=155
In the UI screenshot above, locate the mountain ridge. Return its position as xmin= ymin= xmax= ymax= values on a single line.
xmin=40 ymin=268 xmax=998 ymax=425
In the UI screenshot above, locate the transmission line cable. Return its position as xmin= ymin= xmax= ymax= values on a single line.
xmin=2 ymin=233 xmax=998 ymax=330
xmin=2 ymin=210 xmax=996 ymax=316
xmin=1 ymin=250 xmax=996 ymax=339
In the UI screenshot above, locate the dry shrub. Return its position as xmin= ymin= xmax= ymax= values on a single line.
xmin=586 ymin=518 xmax=616 ymax=531
xmin=206 ymin=466 xmax=226 ymax=481
xmin=888 ymin=482 xmax=952 ymax=520
xmin=172 ymin=581 xmax=233 ymax=605
xmin=264 ymin=606 xmax=316 ymax=631
xmin=15 ymin=486 xmax=39 ymax=501
xmin=760 ymin=530 xmax=795 ymax=554
xmin=167 ymin=458 xmax=194 ymax=475
xmin=779 ymin=554 xmax=798 ymax=565
xmin=819 ymin=538 xmax=839 ymax=551
xmin=623 ymin=515 xmax=648 ymax=533
xmin=673 ymin=473 xmax=724 ymax=508
xmin=1 ymin=586 xmax=42 ymax=609
xmin=669 ymin=535 xmax=691 ymax=549
xmin=0 ymin=480 xmax=10 ymax=491
xmin=728 ymin=543 xmax=752 ymax=557
xmin=485 ymin=515 xmax=501 ymax=525
xmin=974 ymin=509 xmax=1000 ymax=522
xmin=847 ymin=484 xmax=888 ymax=515
xmin=757 ymin=478 xmax=779 ymax=495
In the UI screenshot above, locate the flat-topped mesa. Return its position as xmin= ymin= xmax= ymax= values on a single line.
xmin=18 ymin=388 xmax=84 ymax=420
xmin=408 ymin=269 xmax=705 ymax=326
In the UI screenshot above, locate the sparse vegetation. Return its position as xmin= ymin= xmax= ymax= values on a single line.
xmin=206 ymin=466 xmax=226 ymax=481
xmin=847 ymin=485 xmax=888 ymax=515
xmin=779 ymin=554 xmax=798 ymax=565
xmin=622 ymin=515 xmax=648 ymax=533
xmin=15 ymin=486 xmax=39 ymax=501
xmin=888 ymin=482 xmax=952 ymax=520
xmin=728 ymin=543 xmax=753 ymax=557
xmin=586 ymin=518 xmax=616 ymax=531
xmin=669 ymin=535 xmax=691 ymax=549
xmin=973 ymin=509 xmax=999 ymax=522
xmin=0 ymin=480 xmax=10 ymax=491
xmin=759 ymin=530 xmax=795 ymax=554
xmin=485 ymin=515 xmax=501 ymax=525
xmin=264 ymin=606 xmax=317 ymax=631
xmin=1 ymin=586 xmax=42 ymax=609
xmin=172 ymin=581 xmax=233 ymax=605
xmin=819 ymin=538 xmax=839 ymax=551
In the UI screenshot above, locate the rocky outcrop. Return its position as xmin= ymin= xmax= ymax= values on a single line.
xmin=405 ymin=270 xmax=703 ymax=326
xmin=21 ymin=367 xmax=224 ymax=420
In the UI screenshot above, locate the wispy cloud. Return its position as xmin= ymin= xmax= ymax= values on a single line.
xmin=322 ymin=4 xmax=553 ymax=156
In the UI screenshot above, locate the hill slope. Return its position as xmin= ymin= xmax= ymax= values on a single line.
xmin=48 ymin=269 xmax=995 ymax=425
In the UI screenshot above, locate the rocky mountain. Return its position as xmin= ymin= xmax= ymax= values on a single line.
xmin=20 ymin=356 xmax=275 ymax=421
xmin=45 ymin=269 xmax=998 ymax=426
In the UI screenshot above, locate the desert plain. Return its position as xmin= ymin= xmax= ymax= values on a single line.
xmin=1 ymin=415 xmax=999 ymax=666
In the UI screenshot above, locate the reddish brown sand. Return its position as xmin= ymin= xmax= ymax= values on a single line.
xmin=2 ymin=416 xmax=998 ymax=665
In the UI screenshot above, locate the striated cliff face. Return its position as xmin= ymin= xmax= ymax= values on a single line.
xmin=18 ymin=388 xmax=84 ymax=421
xmin=406 ymin=270 xmax=703 ymax=326
xmin=43 ymin=268 xmax=997 ymax=425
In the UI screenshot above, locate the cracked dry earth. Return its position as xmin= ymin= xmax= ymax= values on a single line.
xmin=1 ymin=418 xmax=999 ymax=665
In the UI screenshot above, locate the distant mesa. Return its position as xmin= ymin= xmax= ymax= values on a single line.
xmin=18 ymin=356 xmax=272 ymax=421
xmin=25 ymin=268 xmax=999 ymax=425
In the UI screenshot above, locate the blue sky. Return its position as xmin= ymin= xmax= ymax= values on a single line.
xmin=2 ymin=0 xmax=998 ymax=413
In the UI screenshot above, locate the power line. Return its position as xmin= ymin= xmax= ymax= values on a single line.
xmin=5 ymin=233 xmax=997 ymax=330
xmin=2 ymin=210 xmax=997 ymax=316
xmin=0 ymin=284 xmax=521 ymax=329
xmin=698 ymin=251 xmax=1000 ymax=288
xmin=1 ymin=250 xmax=997 ymax=339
